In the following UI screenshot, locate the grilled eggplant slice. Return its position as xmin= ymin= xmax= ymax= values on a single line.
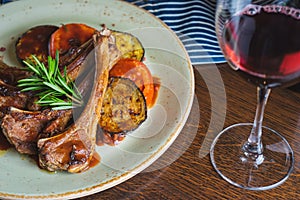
xmin=100 ymin=77 xmax=147 ymax=134
xmin=111 ymin=30 xmax=144 ymax=61
xmin=16 ymin=25 xmax=58 ymax=64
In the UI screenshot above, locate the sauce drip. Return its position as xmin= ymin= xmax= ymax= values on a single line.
xmin=30 ymin=152 xmax=101 ymax=171
xmin=150 ymin=76 xmax=161 ymax=108
xmin=88 ymin=152 xmax=101 ymax=169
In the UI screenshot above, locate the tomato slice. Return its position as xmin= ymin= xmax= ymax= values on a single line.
xmin=49 ymin=23 xmax=96 ymax=58
xmin=109 ymin=58 xmax=155 ymax=108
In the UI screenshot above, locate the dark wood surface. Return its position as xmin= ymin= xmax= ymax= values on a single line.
xmin=79 ymin=63 xmax=300 ymax=200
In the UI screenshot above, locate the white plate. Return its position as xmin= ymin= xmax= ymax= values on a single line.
xmin=0 ymin=0 xmax=194 ymax=199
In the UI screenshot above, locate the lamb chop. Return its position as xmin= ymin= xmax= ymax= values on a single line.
xmin=0 ymin=46 xmax=95 ymax=155
xmin=37 ymin=29 xmax=119 ymax=173
xmin=1 ymin=107 xmax=72 ymax=155
xmin=0 ymin=80 xmax=29 ymax=110
xmin=0 ymin=60 xmax=32 ymax=86
xmin=0 ymin=49 xmax=92 ymax=156
xmin=0 ymin=79 xmax=40 ymax=120
xmin=0 ymin=59 xmax=48 ymax=113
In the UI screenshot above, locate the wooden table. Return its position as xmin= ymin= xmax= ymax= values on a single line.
xmin=79 ymin=63 xmax=300 ymax=200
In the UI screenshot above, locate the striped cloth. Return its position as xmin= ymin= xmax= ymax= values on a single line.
xmin=0 ymin=0 xmax=226 ymax=65
xmin=127 ymin=0 xmax=225 ymax=64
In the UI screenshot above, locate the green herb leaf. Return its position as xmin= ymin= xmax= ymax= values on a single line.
xmin=17 ymin=52 xmax=83 ymax=110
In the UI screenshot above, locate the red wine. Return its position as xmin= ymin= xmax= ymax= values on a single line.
xmin=222 ymin=5 xmax=300 ymax=87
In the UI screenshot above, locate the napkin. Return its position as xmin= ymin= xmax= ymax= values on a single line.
xmin=0 ymin=0 xmax=226 ymax=65
xmin=127 ymin=0 xmax=225 ymax=65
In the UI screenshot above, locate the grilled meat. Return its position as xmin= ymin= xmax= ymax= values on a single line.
xmin=0 ymin=60 xmax=32 ymax=86
xmin=0 ymin=80 xmax=29 ymax=109
xmin=1 ymin=107 xmax=72 ymax=155
xmin=0 ymin=79 xmax=41 ymax=115
xmin=37 ymin=30 xmax=119 ymax=172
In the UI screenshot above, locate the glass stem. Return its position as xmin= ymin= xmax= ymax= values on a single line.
xmin=243 ymin=85 xmax=271 ymax=159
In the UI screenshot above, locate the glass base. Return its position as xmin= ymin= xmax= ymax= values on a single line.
xmin=210 ymin=123 xmax=294 ymax=190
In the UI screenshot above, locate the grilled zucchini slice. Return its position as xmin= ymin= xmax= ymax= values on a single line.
xmin=100 ymin=77 xmax=147 ymax=134
xmin=111 ymin=30 xmax=144 ymax=61
xmin=16 ymin=25 xmax=58 ymax=64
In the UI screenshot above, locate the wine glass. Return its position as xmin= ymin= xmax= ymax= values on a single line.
xmin=211 ymin=0 xmax=300 ymax=190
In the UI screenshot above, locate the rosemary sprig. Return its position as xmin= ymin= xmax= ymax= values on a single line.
xmin=17 ymin=51 xmax=83 ymax=110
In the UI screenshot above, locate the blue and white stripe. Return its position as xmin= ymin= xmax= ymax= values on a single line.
xmin=126 ymin=0 xmax=225 ymax=64
xmin=1 ymin=0 xmax=226 ymax=65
